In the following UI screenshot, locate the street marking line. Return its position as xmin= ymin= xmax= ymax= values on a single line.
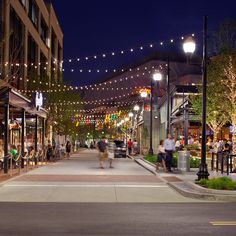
xmin=3 ymin=184 xmax=168 ymax=188
xmin=210 ymin=221 xmax=236 ymax=226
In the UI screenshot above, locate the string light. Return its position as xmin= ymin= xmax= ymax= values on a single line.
xmin=66 ymin=33 xmax=196 ymax=63
xmin=50 ymin=93 xmax=142 ymax=106
xmin=19 ymin=66 xmax=164 ymax=93
xmin=4 ymin=33 xmax=196 ymax=66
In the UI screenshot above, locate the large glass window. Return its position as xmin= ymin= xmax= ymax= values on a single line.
xmin=9 ymin=7 xmax=25 ymax=89
xmin=19 ymin=0 xmax=26 ymax=8
xmin=28 ymin=0 xmax=39 ymax=28
xmin=40 ymin=17 xmax=48 ymax=44
xmin=0 ymin=0 xmax=3 ymax=78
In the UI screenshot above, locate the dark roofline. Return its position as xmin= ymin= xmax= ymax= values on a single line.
xmin=94 ymin=51 xmax=201 ymax=84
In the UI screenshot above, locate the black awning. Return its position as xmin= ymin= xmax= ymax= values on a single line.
xmin=0 ymin=88 xmax=47 ymax=118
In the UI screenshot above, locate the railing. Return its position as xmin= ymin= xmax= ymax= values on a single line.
xmin=211 ymin=152 xmax=234 ymax=175
xmin=1 ymin=148 xmax=66 ymax=176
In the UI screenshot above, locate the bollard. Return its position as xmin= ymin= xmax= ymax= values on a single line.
xmin=220 ymin=153 xmax=224 ymax=174
xmin=211 ymin=153 xmax=214 ymax=171
xmin=216 ymin=152 xmax=219 ymax=172
xmin=226 ymin=154 xmax=229 ymax=175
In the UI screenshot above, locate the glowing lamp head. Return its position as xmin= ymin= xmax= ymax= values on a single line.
xmin=140 ymin=91 xmax=148 ymax=98
xmin=125 ymin=117 xmax=129 ymax=122
xmin=183 ymin=37 xmax=196 ymax=54
xmin=133 ymin=105 xmax=140 ymax=111
xmin=128 ymin=112 xmax=134 ymax=117
xmin=153 ymin=72 xmax=162 ymax=81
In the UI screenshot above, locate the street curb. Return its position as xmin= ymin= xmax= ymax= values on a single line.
xmin=132 ymin=155 xmax=236 ymax=202
xmin=135 ymin=159 xmax=157 ymax=176
xmin=168 ymin=182 xmax=236 ymax=202
xmin=127 ymin=155 xmax=158 ymax=176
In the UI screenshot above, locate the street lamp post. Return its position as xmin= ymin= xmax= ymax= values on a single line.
xmin=148 ymin=72 xmax=163 ymax=155
xmin=166 ymin=56 xmax=171 ymax=136
xmin=183 ymin=16 xmax=209 ymax=180
xmin=148 ymin=79 xmax=154 ymax=155
xmin=125 ymin=117 xmax=129 ymax=150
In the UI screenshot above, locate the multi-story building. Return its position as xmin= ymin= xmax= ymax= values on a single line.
xmin=0 ymin=0 xmax=63 ymax=173
xmin=0 ymin=0 xmax=63 ymax=89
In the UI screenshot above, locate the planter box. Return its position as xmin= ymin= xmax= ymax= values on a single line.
xmin=178 ymin=151 xmax=190 ymax=172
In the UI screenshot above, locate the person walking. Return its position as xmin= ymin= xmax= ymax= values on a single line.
xmin=46 ymin=143 xmax=53 ymax=162
xmin=133 ymin=139 xmax=139 ymax=155
xmin=97 ymin=137 xmax=107 ymax=169
xmin=156 ymin=140 xmax=166 ymax=171
xmin=127 ymin=139 xmax=133 ymax=155
xmin=107 ymin=141 xmax=115 ymax=168
xmin=66 ymin=141 xmax=72 ymax=159
xmin=164 ymin=134 xmax=175 ymax=172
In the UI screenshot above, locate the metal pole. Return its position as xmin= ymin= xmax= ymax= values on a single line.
xmin=183 ymin=91 xmax=188 ymax=146
xmin=166 ymin=55 xmax=170 ymax=136
xmin=42 ymin=118 xmax=45 ymax=164
xmin=42 ymin=118 xmax=45 ymax=149
xmin=148 ymin=78 xmax=154 ymax=155
xmin=21 ymin=109 xmax=25 ymax=168
xmin=34 ymin=116 xmax=38 ymax=152
xmin=197 ymin=16 xmax=209 ymax=180
xmin=4 ymin=103 xmax=9 ymax=174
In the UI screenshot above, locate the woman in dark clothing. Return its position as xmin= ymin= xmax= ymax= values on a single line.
xmin=46 ymin=144 xmax=53 ymax=162
xmin=66 ymin=141 xmax=72 ymax=159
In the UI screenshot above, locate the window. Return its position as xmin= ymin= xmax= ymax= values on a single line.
xmin=19 ymin=0 xmax=26 ymax=8
xmin=40 ymin=17 xmax=48 ymax=44
xmin=28 ymin=0 xmax=39 ymax=28
xmin=9 ymin=7 xmax=25 ymax=89
xmin=28 ymin=34 xmax=38 ymax=65
xmin=0 ymin=0 xmax=3 ymax=78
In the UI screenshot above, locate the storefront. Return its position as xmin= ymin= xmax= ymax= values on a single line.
xmin=0 ymin=88 xmax=47 ymax=173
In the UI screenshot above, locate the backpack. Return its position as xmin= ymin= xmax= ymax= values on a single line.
xmin=98 ymin=141 xmax=106 ymax=152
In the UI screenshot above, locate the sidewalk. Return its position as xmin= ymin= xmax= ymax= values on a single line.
xmin=0 ymin=149 xmax=206 ymax=203
xmin=0 ymin=150 xmax=85 ymax=183
xmin=128 ymin=154 xmax=236 ymax=202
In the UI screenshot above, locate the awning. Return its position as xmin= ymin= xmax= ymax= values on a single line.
xmin=0 ymin=88 xmax=47 ymax=118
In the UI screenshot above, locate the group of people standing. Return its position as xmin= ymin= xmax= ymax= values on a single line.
xmin=96 ymin=137 xmax=114 ymax=169
xmin=46 ymin=140 xmax=72 ymax=161
xmin=156 ymin=134 xmax=175 ymax=172
xmin=127 ymin=139 xmax=139 ymax=155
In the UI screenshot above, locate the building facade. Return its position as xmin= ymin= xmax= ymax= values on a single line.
xmin=0 ymin=0 xmax=63 ymax=89
xmin=0 ymin=0 xmax=63 ymax=173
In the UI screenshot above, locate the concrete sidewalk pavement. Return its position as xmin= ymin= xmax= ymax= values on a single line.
xmin=132 ymin=156 xmax=236 ymax=201
xmin=0 ymin=149 xmax=207 ymax=203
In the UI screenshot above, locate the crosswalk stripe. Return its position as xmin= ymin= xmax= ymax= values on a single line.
xmin=210 ymin=221 xmax=236 ymax=226
xmin=4 ymin=184 xmax=168 ymax=188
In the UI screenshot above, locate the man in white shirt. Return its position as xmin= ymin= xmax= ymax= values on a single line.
xmin=164 ymin=134 xmax=175 ymax=172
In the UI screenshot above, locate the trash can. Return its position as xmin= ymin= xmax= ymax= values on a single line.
xmin=178 ymin=151 xmax=190 ymax=172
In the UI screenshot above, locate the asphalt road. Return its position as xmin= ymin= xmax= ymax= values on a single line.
xmin=0 ymin=203 xmax=235 ymax=236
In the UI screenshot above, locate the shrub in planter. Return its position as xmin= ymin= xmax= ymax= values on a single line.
xmin=197 ymin=177 xmax=236 ymax=190
xmin=190 ymin=157 xmax=200 ymax=168
xmin=172 ymin=152 xmax=178 ymax=168
xmin=144 ymin=155 xmax=157 ymax=164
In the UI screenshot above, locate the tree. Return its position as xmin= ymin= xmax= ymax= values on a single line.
xmin=191 ymin=19 xmax=236 ymax=150
xmin=26 ymin=71 xmax=82 ymax=139
xmin=211 ymin=19 xmax=236 ymax=153
xmin=0 ymin=31 xmax=23 ymax=89
xmin=191 ymin=57 xmax=230 ymax=142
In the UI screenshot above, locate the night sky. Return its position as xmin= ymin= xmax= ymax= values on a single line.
xmin=53 ymin=0 xmax=236 ymax=86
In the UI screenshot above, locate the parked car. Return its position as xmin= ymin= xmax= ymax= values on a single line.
xmin=113 ymin=140 xmax=127 ymax=158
